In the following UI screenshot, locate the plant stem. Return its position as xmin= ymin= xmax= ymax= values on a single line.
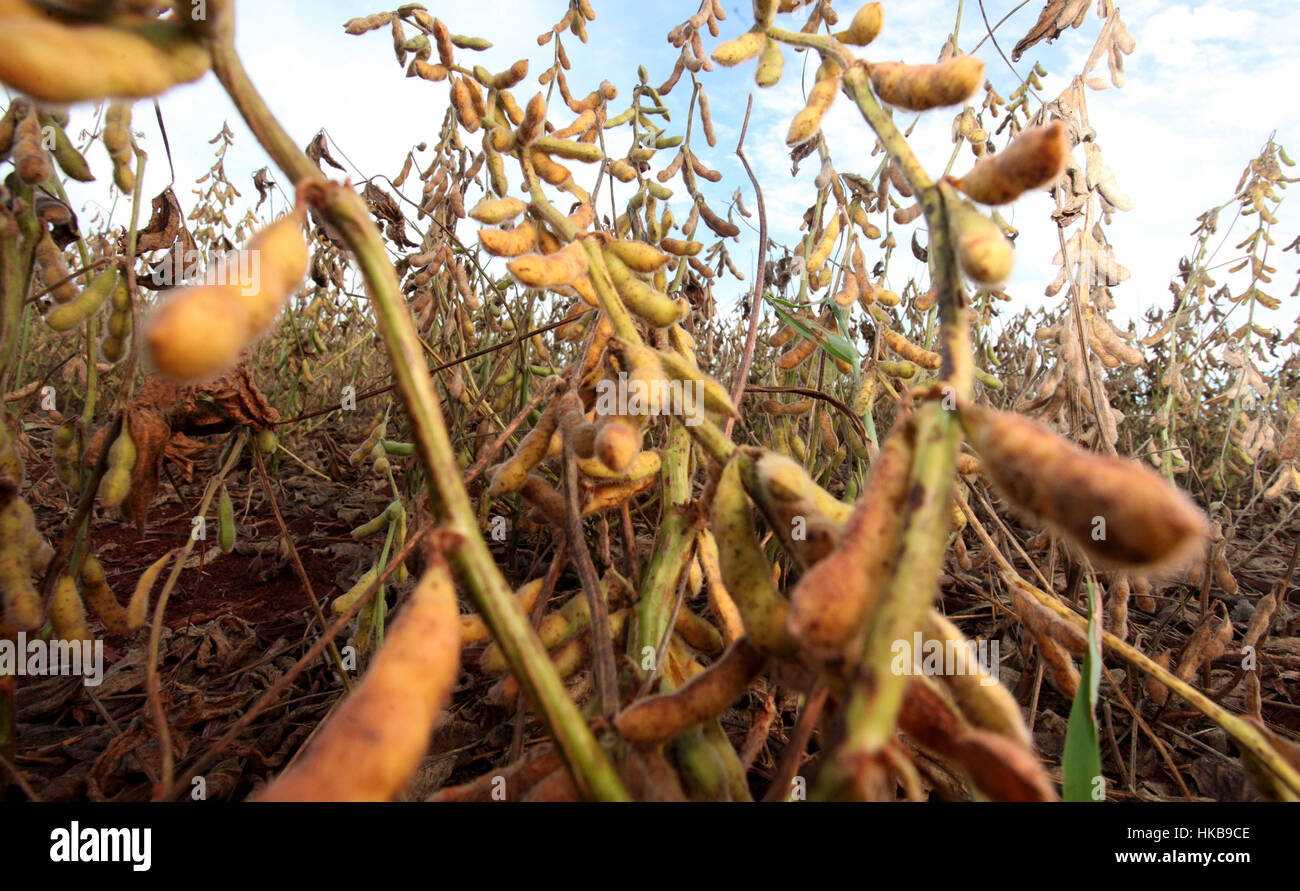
xmin=206 ymin=18 xmax=626 ymax=800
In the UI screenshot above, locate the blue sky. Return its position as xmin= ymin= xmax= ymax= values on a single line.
xmin=48 ymin=1 xmax=1300 ymax=339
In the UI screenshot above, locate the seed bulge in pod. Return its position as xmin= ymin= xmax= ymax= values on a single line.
xmin=960 ymin=404 xmax=1208 ymax=570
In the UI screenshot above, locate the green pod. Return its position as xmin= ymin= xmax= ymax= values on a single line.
xmin=370 ymin=441 xmax=390 ymax=475
xmin=218 ymin=483 xmax=235 ymax=552
xmin=392 ymin=504 xmax=408 ymax=583
xmin=652 ymin=346 xmax=738 ymax=417
xmin=348 ymin=418 xmax=386 ymax=466
xmin=350 ymin=499 xmax=400 ymax=540
xmin=256 ymin=429 xmax=278 ymax=454
xmin=755 ymin=38 xmax=784 ymax=88
xmin=603 ymin=250 xmax=679 ymax=328
xmin=0 ymin=422 xmax=22 ymax=488
xmin=710 ymin=456 xmax=798 ymax=655
xmin=332 ymin=567 xmax=378 ymax=616
xmin=879 ymin=359 xmax=918 ymax=379
xmin=44 ymin=266 xmax=117 ymax=332
xmin=0 ymin=500 xmax=42 ymax=630
xmin=52 ymin=419 xmax=81 ymax=490
xmin=40 ymin=114 xmax=94 ymax=182
xmin=109 ymin=275 xmax=131 ymax=312
xmin=96 ymin=423 xmax=135 ymax=510
xmin=106 ymin=307 xmax=132 ymax=339
xmin=647 ymin=181 xmax=673 ymax=201
xmin=100 ymin=335 xmax=126 ymax=363
xmin=671 ymin=726 xmax=731 ymax=801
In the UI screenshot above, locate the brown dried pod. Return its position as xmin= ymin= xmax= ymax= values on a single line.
xmin=13 ymin=107 xmax=49 ymax=185
xmin=1109 ymin=573 xmax=1131 ymax=642
xmin=35 ymin=229 xmax=79 ymax=303
xmin=488 ymin=398 xmax=559 ymax=497
xmin=870 ymin=55 xmax=985 ymax=111
xmin=428 ymin=747 xmax=562 ymax=801
xmin=880 ymin=325 xmax=942 ymax=370
xmin=760 ymin=399 xmax=813 ymax=416
xmin=896 ymin=676 xmax=1054 ymax=802
xmin=787 ymin=60 xmax=843 ymax=146
xmin=519 ymin=473 xmax=568 ymax=528
xmin=478 ymin=222 xmax=537 ymax=257
xmin=962 ymin=404 xmax=1208 ymax=571
xmin=1130 ymin=573 xmax=1157 ymax=613
xmin=1277 ymin=409 xmax=1300 ymax=460
xmin=256 ymin=553 xmax=459 ymax=801
xmin=787 ymin=426 xmax=913 ymax=655
xmin=1145 ymin=650 xmax=1172 ymax=706
xmin=593 ymin=414 xmax=642 ymax=473
xmin=1008 ymin=576 xmax=1089 ymax=656
xmin=955 ymin=121 xmax=1069 ymax=205
xmin=449 ymin=77 xmax=480 ymax=130
xmin=614 ymin=638 xmax=767 ymax=747
xmin=1175 ymin=604 xmax=1232 ymax=684
xmin=777 ymin=335 xmax=817 ymax=370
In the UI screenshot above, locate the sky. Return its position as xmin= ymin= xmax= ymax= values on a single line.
xmin=43 ymin=1 xmax=1300 ymax=342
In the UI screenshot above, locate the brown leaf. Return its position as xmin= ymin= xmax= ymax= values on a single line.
xmin=164 ymin=367 xmax=280 ymax=436
xmin=252 ymin=167 xmax=275 ymax=210
xmin=163 ymin=432 xmax=209 ymax=481
xmin=306 ymin=132 xmax=345 ymax=171
xmin=121 ymin=407 xmax=172 ymax=529
xmin=134 ymin=187 xmax=186 ymax=254
xmin=1012 ymin=0 xmax=1090 ymax=62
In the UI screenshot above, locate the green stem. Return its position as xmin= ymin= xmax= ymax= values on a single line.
xmin=206 ymin=14 xmax=626 ymax=800
xmin=0 ymin=182 xmax=38 ymax=391
xmin=631 ymin=426 xmax=694 ymax=667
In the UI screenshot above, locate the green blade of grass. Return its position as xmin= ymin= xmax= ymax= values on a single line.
xmin=1062 ymin=578 xmax=1103 ymax=801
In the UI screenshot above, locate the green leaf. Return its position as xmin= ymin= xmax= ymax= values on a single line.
xmin=819 ymin=331 xmax=858 ymax=367
xmin=1062 ymin=578 xmax=1103 ymax=801
xmin=766 ymin=297 xmax=860 ymax=375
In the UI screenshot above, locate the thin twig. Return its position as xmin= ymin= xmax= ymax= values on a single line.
xmin=277 ymin=313 xmax=581 ymax=428
xmin=744 ymin=384 xmax=869 ymax=442
xmin=562 ymin=413 xmax=618 ymax=717
xmin=463 ymin=375 xmax=562 ymax=486
xmin=0 ymin=751 xmax=40 ymax=801
xmin=253 ymin=447 xmax=352 ymax=691
xmin=725 ymin=95 xmax=769 ymax=441
xmin=509 ymin=536 xmax=570 ymax=763
xmin=763 ymin=683 xmax=827 ymax=802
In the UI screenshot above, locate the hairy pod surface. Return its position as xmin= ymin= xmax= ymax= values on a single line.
xmin=787 ymin=426 xmax=913 ymax=656
xmin=614 ymin=638 xmax=767 ymax=747
xmin=963 ymin=405 xmax=1208 ymax=570
xmin=947 ymin=196 xmax=1014 ymax=285
xmin=956 ymin=121 xmax=1069 ymax=205
xmin=0 ymin=18 xmax=211 ymax=102
xmin=81 ymin=555 xmax=130 ymax=634
xmin=870 ymin=56 xmax=984 ymax=111
xmin=256 ymin=555 xmax=460 ymax=801
xmin=0 ymin=500 xmax=42 ymax=631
